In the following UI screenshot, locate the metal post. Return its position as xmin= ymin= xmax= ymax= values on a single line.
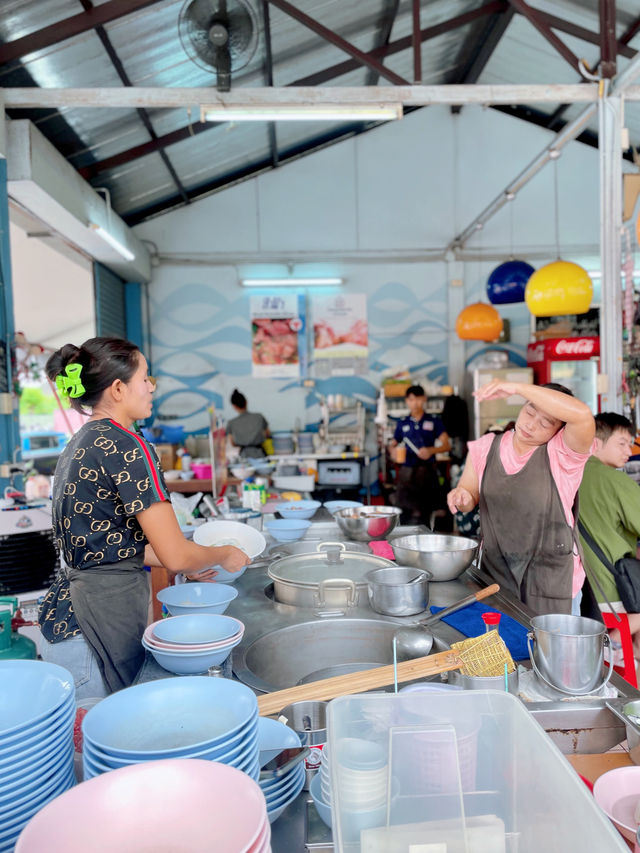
xmin=0 ymin=157 xmax=20 ymax=492
xmin=599 ymin=91 xmax=624 ymax=411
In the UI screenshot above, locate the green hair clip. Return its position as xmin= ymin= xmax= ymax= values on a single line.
xmin=55 ymin=363 xmax=85 ymax=399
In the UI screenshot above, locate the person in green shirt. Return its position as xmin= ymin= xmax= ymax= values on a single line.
xmin=578 ymin=412 xmax=640 ymax=653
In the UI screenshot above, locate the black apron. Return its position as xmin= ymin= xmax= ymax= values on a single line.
xmin=479 ymin=434 xmax=574 ymax=615
xmin=67 ymin=557 xmax=149 ymax=693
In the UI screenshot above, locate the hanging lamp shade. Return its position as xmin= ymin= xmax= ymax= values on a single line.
xmin=486 ymin=260 xmax=534 ymax=304
xmin=456 ymin=302 xmax=503 ymax=341
xmin=524 ymin=261 xmax=593 ymax=316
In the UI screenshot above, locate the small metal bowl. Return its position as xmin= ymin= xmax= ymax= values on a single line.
xmin=366 ymin=566 xmax=431 ymax=616
xmin=390 ymin=534 xmax=478 ymax=581
xmin=334 ymin=506 xmax=401 ymax=541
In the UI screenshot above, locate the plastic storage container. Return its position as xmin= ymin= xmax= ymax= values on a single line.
xmin=327 ymin=691 xmax=628 ymax=852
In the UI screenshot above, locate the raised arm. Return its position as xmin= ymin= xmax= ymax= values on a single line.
xmin=475 ymin=380 xmax=594 ymax=453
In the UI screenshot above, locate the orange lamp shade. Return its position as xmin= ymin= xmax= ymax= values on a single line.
xmin=456 ymin=302 xmax=503 ymax=341
xmin=524 ymin=261 xmax=593 ymax=317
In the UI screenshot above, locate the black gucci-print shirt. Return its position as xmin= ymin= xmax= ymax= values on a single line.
xmin=41 ymin=419 xmax=169 ymax=643
xmin=52 ymin=419 xmax=169 ymax=569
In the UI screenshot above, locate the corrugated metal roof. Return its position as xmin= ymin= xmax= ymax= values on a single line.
xmin=0 ymin=0 xmax=638 ymax=223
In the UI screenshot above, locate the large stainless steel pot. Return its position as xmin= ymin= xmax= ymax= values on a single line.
xmin=269 ymin=539 xmax=369 ymax=558
xmin=268 ymin=544 xmax=395 ymax=612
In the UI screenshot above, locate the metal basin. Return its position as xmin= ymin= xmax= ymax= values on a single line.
xmin=232 ymin=618 xmax=447 ymax=693
xmin=334 ymin=506 xmax=401 ymax=541
xmin=391 ymin=534 xmax=478 ymax=581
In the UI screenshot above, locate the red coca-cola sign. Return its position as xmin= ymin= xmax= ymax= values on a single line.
xmin=550 ymin=337 xmax=599 ymax=358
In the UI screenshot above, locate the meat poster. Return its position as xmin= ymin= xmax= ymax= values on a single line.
xmin=250 ymin=294 xmax=306 ymax=378
xmin=312 ymin=294 xmax=368 ymax=377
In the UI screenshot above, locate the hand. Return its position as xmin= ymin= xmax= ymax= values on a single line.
xmin=184 ymin=567 xmax=218 ymax=582
xmin=215 ymin=545 xmax=250 ymax=574
xmin=417 ymin=447 xmax=432 ymax=461
xmin=473 ymin=380 xmax=520 ymax=402
xmin=447 ymin=486 xmax=475 ymax=514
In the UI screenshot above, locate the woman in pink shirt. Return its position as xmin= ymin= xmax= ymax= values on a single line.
xmin=447 ymin=381 xmax=594 ymax=615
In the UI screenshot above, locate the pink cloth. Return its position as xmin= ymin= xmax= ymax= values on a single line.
xmin=369 ymin=541 xmax=395 ymax=560
xmin=468 ymin=429 xmax=591 ymax=596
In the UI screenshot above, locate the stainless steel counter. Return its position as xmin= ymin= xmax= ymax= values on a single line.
xmin=223 ymin=515 xmax=640 ymax=852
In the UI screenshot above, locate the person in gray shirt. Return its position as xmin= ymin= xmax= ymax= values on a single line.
xmin=228 ymin=389 xmax=270 ymax=458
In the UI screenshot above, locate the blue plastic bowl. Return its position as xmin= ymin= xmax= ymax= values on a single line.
xmin=276 ymin=500 xmax=321 ymax=520
xmin=0 ymin=660 xmax=75 ymax=738
xmin=156 ymin=583 xmax=238 ymax=615
xmin=82 ymin=677 xmax=258 ymax=758
xmin=152 ymin=613 xmax=242 ymax=645
xmin=323 ymin=500 xmax=364 ymax=514
xmin=265 ymin=518 xmax=312 ymax=542
xmin=142 ymin=634 xmax=243 ymax=675
xmin=309 ymin=773 xmax=332 ymax=828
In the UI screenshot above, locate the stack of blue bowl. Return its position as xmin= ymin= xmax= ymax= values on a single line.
xmin=257 ymin=718 xmax=306 ymax=824
xmin=81 ymin=677 xmax=260 ymax=783
xmin=0 ymin=661 xmax=75 ymax=852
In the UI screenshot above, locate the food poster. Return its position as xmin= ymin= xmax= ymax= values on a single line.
xmin=312 ymin=293 xmax=368 ymax=377
xmin=250 ymin=294 xmax=307 ymax=378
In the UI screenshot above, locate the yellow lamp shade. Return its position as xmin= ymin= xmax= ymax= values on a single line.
xmin=524 ymin=261 xmax=593 ymax=316
xmin=456 ymin=302 xmax=503 ymax=341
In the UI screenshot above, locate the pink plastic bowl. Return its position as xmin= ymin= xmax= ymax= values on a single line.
xmin=16 ymin=759 xmax=268 ymax=853
xmin=192 ymin=463 xmax=213 ymax=479
xmin=593 ymin=766 xmax=640 ymax=843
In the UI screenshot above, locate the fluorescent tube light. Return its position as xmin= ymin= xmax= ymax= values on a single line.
xmin=241 ymin=277 xmax=344 ymax=287
xmin=202 ymin=104 xmax=402 ymax=122
xmin=89 ymin=223 xmax=135 ymax=261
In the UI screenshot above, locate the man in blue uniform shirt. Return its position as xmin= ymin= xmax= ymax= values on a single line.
xmin=390 ymin=385 xmax=451 ymax=527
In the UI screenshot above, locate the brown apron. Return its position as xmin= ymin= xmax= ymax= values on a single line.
xmin=479 ymin=434 xmax=574 ymax=615
xmin=67 ymin=557 xmax=149 ymax=693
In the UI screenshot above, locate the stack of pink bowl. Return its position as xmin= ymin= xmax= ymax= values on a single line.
xmin=142 ymin=613 xmax=245 ymax=674
xmin=16 ymin=759 xmax=271 ymax=853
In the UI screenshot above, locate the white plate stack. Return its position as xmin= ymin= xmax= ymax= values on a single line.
xmin=257 ymin=718 xmax=306 ymax=824
xmin=0 ymin=661 xmax=76 ymax=853
xmin=81 ymin=678 xmax=260 ymax=783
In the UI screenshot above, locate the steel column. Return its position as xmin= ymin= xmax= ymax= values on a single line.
xmin=599 ymin=0 xmax=618 ymax=79
xmin=412 ymin=0 xmax=422 ymax=83
xmin=0 ymin=158 xmax=19 ymax=492
xmin=598 ymin=88 xmax=623 ymax=411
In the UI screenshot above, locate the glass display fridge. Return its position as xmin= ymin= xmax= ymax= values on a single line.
xmin=526 ymin=337 xmax=600 ymax=413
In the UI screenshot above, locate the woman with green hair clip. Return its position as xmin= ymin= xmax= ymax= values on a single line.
xmin=39 ymin=336 xmax=249 ymax=697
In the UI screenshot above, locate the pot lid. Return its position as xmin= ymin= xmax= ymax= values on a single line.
xmin=268 ymin=549 xmax=395 ymax=586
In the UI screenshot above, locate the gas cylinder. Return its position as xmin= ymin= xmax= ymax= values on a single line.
xmin=0 ymin=597 xmax=37 ymax=660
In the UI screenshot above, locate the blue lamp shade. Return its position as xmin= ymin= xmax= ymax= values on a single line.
xmin=486 ymin=260 xmax=535 ymax=304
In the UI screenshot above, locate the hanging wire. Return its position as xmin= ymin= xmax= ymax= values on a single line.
xmin=509 ymin=195 xmax=515 ymax=260
xmin=553 ymin=157 xmax=561 ymax=259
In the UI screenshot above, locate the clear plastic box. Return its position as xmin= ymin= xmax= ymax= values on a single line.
xmin=327 ymin=691 xmax=628 ymax=853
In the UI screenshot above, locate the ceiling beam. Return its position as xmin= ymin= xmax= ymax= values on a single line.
xmin=0 ymin=0 xmax=166 ymax=66
xmin=4 ymin=84 xmax=606 ymax=110
xmin=527 ymin=9 xmax=635 ymax=59
xmin=261 ymin=0 xmax=279 ymax=169
xmin=507 ymin=0 xmax=581 ymax=73
xmin=265 ymin=0 xmax=410 ymax=86
xmin=77 ymin=0 xmax=189 ymax=204
xmin=620 ymin=12 xmax=640 ymax=46
xmin=412 ymin=0 xmax=422 ymax=84
xmin=293 ymin=0 xmax=507 ymax=87
xmin=453 ymin=7 xmax=515 ymax=87
xmin=599 ymin=0 xmax=618 ymax=78
xmin=365 ymin=0 xmax=401 ymax=87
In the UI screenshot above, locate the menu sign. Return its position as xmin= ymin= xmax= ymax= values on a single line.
xmin=312 ymin=294 xmax=368 ymax=378
xmin=250 ymin=294 xmax=306 ymax=378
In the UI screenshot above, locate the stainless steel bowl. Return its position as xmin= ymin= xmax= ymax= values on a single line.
xmin=390 ymin=534 xmax=478 ymax=581
xmin=334 ymin=505 xmax=401 ymax=541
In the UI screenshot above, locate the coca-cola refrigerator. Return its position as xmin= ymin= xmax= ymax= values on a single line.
xmin=526 ymin=336 xmax=600 ymax=412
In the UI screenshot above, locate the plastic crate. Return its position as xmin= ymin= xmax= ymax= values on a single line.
xmin=317 ymin=460 xmax=360 ymax=486
xmin=327 ymin=692 xmax=628 ymax=852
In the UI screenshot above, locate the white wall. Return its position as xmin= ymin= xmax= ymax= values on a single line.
xmin=10 ymin=222 xmax=95 ymax=349
xmin=135 ymin=105 xmax=603 ymax=434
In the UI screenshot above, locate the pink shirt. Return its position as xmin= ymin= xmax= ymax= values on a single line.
xmin=468 ymin=429 xmax=591 ymax=597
